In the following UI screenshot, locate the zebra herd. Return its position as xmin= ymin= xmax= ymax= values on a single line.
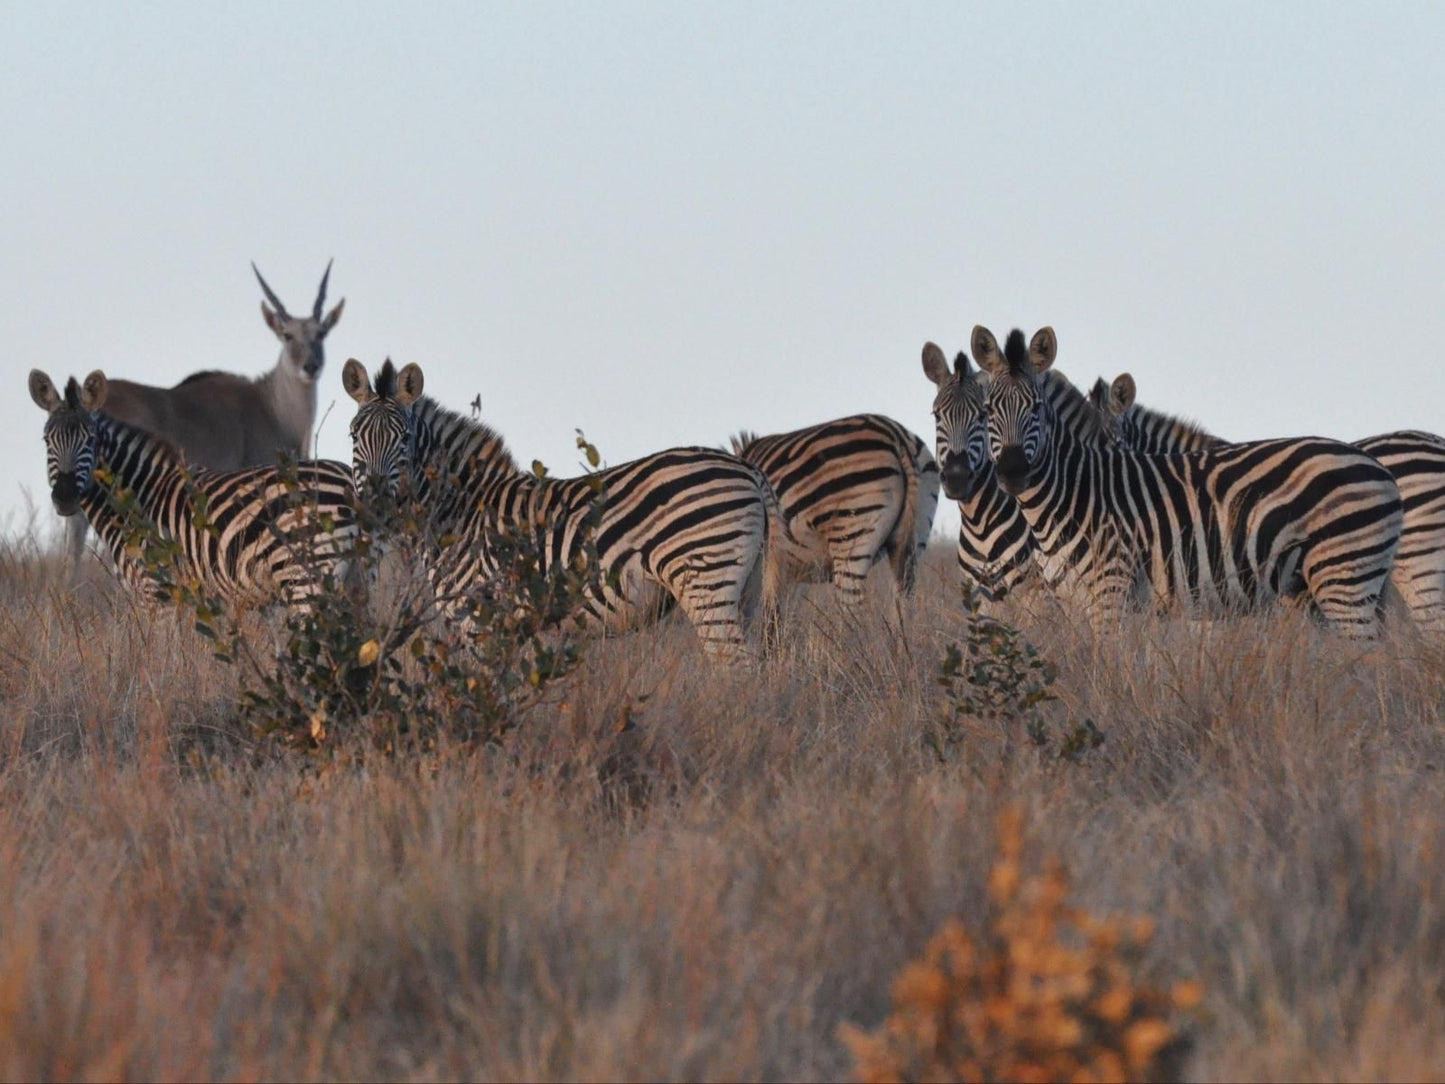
xmin=25 ymin=266 xmax=1445 ymax=658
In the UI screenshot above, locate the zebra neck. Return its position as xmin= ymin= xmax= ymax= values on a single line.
xmin=413 ymin=399 xmax=522 ymax=527
xmin=82 ymin=418 xmax=186 ymax=539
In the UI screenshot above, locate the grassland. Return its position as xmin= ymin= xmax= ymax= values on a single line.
xmin=1 ymin=525 xmax=1444 ymax=1081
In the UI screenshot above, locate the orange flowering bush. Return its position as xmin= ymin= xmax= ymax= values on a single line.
xmin=840 ymin=810 xmax=1201 ymax=1083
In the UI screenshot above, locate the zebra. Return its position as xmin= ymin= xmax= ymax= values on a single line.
xmin=62 ymin=261 xmax=346 ymax=575
xmin=975 ymin=326 xmax=1403 ymax=636
xmin=728 ymin=414 xmax=939 ymax=601
xmin=921 ymin=341 xmax=1118 ymax=602
xmin=1091 ymin=370 xmax=1445 ymax=630
xmin=30 ymin=368 xmax=356 ymax=612
xmin=342 ymin=359 xmax=783 ymax=660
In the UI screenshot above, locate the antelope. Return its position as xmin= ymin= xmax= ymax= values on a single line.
xmin=59 ymin=262 xmax=345 ymax=574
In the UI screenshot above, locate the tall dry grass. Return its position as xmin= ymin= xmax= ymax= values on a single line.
xmin=2 ymin=527 xmax=1444 ymax=1081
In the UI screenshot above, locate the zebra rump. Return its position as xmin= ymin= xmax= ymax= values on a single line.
xmin=730 ymin=412 xmax=939 ymax=600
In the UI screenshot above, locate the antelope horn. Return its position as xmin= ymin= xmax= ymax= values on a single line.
xmin=313 ymin=258 xmax=333 ymax=319
xmin=252 ymin=262 xmax=289 ymax=317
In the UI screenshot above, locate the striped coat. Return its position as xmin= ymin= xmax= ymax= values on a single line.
xmin=922 ymin=342 xmax=1117 ymax=602
xmin=976 ymin=327 xmax=1403 ymax=636
xmin=1092 ymin=372 xmax=1445 ymax=629
xmin=29 ymin=368 xmax=355 ymax=611
xmin=343 ymin=360 xmax=783 ymax=660
xmin=730 ymin=414 xmax=939 ymax=600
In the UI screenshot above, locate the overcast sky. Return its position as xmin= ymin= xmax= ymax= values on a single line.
xmin=4 ymin=2 xmax=1443 ymax=545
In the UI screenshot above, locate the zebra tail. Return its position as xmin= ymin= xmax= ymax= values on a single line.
xmin=891 ymin=433 xmax=939 ymax=594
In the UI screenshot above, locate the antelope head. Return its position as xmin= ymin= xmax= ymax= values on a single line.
xmin=253 ymin=260 xmax=346 ymax=384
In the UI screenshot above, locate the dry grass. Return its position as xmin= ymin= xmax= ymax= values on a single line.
xmin=2 ymin=530 xmax=1445 ymax=1081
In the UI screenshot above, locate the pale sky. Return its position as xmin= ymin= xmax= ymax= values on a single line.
xmin=4 ymin=2 xmax=1443 ymax=544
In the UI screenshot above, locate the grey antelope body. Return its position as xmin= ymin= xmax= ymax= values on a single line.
xmin=976 ymin=326 xmax=1403 ymax=636
xmin=61 ymin=262 xmax=345 ymax=572
xmin=729 ymin=414 xmax=939 ymax=601
xmin=1092 ymin=372 xmax=1445 ymax=630
xmin=31 ymin=369 xmax=356 ymax=611
xmin=343 ymin=360 xmax=783 ymax=660
xmin=921 ymin=342 xmax=1113 ymax=601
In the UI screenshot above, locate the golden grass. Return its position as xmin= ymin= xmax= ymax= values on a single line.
xmin=2 ymin=531 xmax=1445 ymax=1081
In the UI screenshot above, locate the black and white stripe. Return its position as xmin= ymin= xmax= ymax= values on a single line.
xmin=1092 ymin=371 xmax=1445 ymax=630
xmin=922 ymin=341 xmax=1116 ymax=602
xmin=976 ymin=327 xmax=1403 ymax=636
xmin=29 ymin=369 xmax=355 ymax=610
xmin=343 ymin=360 xmax=781 ymax=660
xmin=729 ymin=413 xmax=938 ymax=601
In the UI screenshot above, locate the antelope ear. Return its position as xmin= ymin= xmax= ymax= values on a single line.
xmin=971 ymin=326 xmax=1004 ymax=376
xmin=921 ymin=342 xmax=951 ymax=386
xmin=322 ymin=297 xmax=345 ymax=334
xmin=395 ymin=363 xmax=425 ymax=406
xmin=79 ymin=370 xmax=109 ymax=413
xmin=1029 ymin=326 xmax=1057 ymax=373
xmin=341 ymin=359 xmax=373 ymax=404
xmin=29 ymin=370 xmax=63 ymax=413
xmin=261 ymin=302 xmax=283 ymax=336
xmin=1110 ymin=373 xmax=1136 ymax=412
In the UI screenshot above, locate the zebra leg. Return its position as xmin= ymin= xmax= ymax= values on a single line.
xmin=1302 ymin=550 xmax=1394 ymax=639
xmin=664 ymin=551 xmax=755 ymax=662
xmin=1387 ymin=546 xmax=1445 ymax=633
xmin=64 ymin=515 xmax=88 ymax=583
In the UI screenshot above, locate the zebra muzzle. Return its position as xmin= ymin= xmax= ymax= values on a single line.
xmin=941 ymin=459 xmax=974 ymax=502
xmin=996 ymin=446 xmax=1030 ymax=495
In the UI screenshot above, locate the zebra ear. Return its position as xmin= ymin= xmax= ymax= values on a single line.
xmin=28 ymin=369 xmax=63 ymax=413
xmin=1110 ymin=373 xmax=1136 ymax=413
xmin=394 ymin=363 xmax=425 ymax=406
xmin=921 ymin=342 xmax=952 ymax=386
xmin=1029 ymin=327 xmax=1057 ymax=373
xmin=341 ymin=359 xmax=373 ymax=404
xmin=79 ymin=370 xmax=108 ymax=413
xmin=971 ymin=326 xmax=1005 ymax=376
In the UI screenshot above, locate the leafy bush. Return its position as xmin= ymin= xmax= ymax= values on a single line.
xmin=931 ymin=584 xmax=1102 ymax=763
xmin=101 ymin=439 xmax=604 ymax=759
xmin=839 ymin=808 xmax=1201 ymax=1083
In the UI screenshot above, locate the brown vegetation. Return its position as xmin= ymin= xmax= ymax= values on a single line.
xmin=2 ymin=529 xmax=1444 ymax=1081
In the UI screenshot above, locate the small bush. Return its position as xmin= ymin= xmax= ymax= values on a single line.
xmin=932 ymin=584 xmax=1103 ymax=763
xmin=105 ymin=442 xmax=604 ymax=759
xmin=839 ymin=808 xmax=1200 ymax=1083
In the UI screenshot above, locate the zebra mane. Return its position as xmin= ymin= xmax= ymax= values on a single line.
xmin=374 ymin=359 xmax=399 ymax=399
xmin=1128 ymin=399 xmax=1221 ymax=449
xmin=1043 ymin=370 xmax=1115 ymax=445
xmin=728 ymin=430 xmax=759 ymax=456
xmin=1088 ymin=377 xmax=1110 ymax=412
xmin=414 ymin=396 xmax=518 ymax=478
xmin=1004 ymin=329 xmax=1029 ymax=374
xmin=97 ymin=411 xmax=184 ymax=465
xmin=63 ymin=377 xmax=83 ymax=410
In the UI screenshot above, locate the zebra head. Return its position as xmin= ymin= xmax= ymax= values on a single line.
xmin=1088 ymin=373 xmax=1137 ymax=444
xmin=973 ymin=325 xmax=1058 ymax=496
xmin=29 ymin=368 xmax=107 ymax=517
xmin=254 ymin=261 xmax=346 ymax=384
xmin=342 ymin=358 xmax=425 ymax=499
xmin=921 ymin=341 xmax=987 ymax=501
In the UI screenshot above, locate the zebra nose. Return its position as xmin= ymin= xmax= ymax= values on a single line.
xmin=996 ymin=446 xmax=1030 ymax=494
xmin=940 ymin=456 xmax=973 ymax=501
xmin=52 ymin=474 xmax=80 ymax=514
